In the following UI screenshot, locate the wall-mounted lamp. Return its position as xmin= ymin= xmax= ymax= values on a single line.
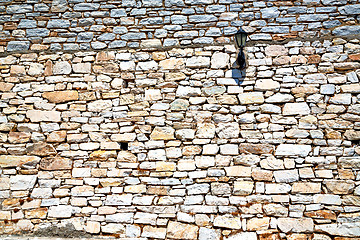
xmin=234 ymin=28 xmax=248 ymax=69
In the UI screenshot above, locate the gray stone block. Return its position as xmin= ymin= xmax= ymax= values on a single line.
xmin=26 ymin=28 xmax=50 ymax=37
xmin=7 ymin=41 xmax=30 ymax=52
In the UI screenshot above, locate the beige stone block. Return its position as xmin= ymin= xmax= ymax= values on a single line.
xmin=292 ymin=182 xmax=321 ymax=194
xmin=247 ymin=217 xmax=270 ymax=231
xmin=124 ymin=184 xmax=146 ymax=194
xmin=43 ymin=90 xmax=79 ymax=103
xmin=26 ymin=110 xmax=61 ymax=122
xmin=86 ymin=221 xmax=100 ymax=234
xmin=233 ymin=181 xmax=254 ymax=196
xmin=0 ymin=155 xmax=40 ymax=168
xmin=150 ymin=127 xmax=175 ymax=140
xmin=24 ymin=208 xmax=47 ymax=219
xmin=167 ymin=221 xmax=199 ymax=239
xmin=156 ymin=162 xmax=176 ymax=171
xmin=213 ymin=215 xmax=241 ymax=229
xmin=225 ymin=166 xmax=251 ymax=177
xmin=40 ymin=156 xmax=72 ymax=170
xmin=238 ymin=92 xmax=264 ymax=104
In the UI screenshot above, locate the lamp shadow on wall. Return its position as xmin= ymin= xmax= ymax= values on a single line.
xmin=231 ymin=65 xmax=246 ymax=86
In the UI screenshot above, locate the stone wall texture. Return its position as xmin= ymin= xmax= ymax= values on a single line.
xmin=0 ymin=0 xmax=360 ymax=239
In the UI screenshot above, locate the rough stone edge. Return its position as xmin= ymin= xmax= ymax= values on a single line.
xmin=0 ymin=34 xmax=359 ymax=57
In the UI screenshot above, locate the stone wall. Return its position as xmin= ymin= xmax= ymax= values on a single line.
xmin=1 ymin=0 xmax=360 ymax=239
xmin=0 ymin=0 xmax=360 ymax=52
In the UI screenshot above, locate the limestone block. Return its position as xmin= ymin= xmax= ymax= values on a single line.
xmin=277 ymin=218 xmax=314 ymax=233
xmin=0 ymin=155 xmax=40 ymax=168
xmin=238 ymin=92 xmax=264 ymax=104
xmin=10 ymin=175 xmax=37 ymax=190
xmin=167 ymin=221 xmax=199 ymax=239
xmin=283 ymin=102 xmax=310 ymax=115
xmin=275 ymin=144 xmax=311 ymax=157
xmin=211 ymin=52 xmax=229 ymax=69
xmin=26 ymin=110 xmax=61 ymax=122
xmin=53 ymin=61 xmax=71 ymax=75
xmin=48 ymin=205 xmax=72 ymax=218
xmin=213 ymin=215 xmax=241 ymax=229
xmin=141 ymin=226 xmax=167 ymax=239
xmin=233 ymin=181 xmax=254 ymax=195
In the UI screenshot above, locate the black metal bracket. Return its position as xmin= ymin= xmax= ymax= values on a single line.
xmin=236 ymin=48 xmax=246 ymax=69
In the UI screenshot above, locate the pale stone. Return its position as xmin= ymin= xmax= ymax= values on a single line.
xmin=101 ymin=223 xmax=125 ymax=234
xmin=150 ymin=127 xmax=175 ymax=140
xmin=265 ymin=45 xmax=288 ymax=56
xmin=263 ymin=204 xmax=288 ymax=217
xmin=265 ymin=183 xmax=291 ymax=194
xmin=225 ymin=166 xmax=251 ymax=177
xmin=238 ymin=92 xmax=264 ymax=104
xmin=277 ymin=218 xmax=314 ymax=233
xmin=198 ymin=227 xmax=221 ymax=240
xmin=73 ymin=63 xmax=91 ymax=73
xmin=213 ymin=215 xmax=241 ymax=229
xmin=274 ymin=169 xmax=299 ymax=183
xmin=27 ymin=63 xmax=44 ymax=76
xmin=26 ymin=110 xmax=61 ymax=122
xmin=292 ymin=182 xmax=321 ymax=194
xmin=211 ymin=52 xmax=229 ymax=69
xmin=247 ymin=217 xmax=270 ymax=231
xmin=283 ymin=102 xmax=310 ymax=115
xmin=10 ymin=175 xmax=37 ymax=190
xmin=175 ymin=129 xmax=195 ymax=140
xmin=216 ymin=122 xmax=239 ymax=138
xmin=167 ymin=221 xmax=199 ymax=239
xmin=225 ymin=232 xmax=257 ymax=240
xmin=88 ymin=100 xmax=112 ymax=112
xmin=255 ymin=79 xmax=280 ymax=91
xmin=53 ymin=61 xmax=72 ymax=75
xmin=71 ymin=186 xmax=94 ymax=197
xmin=48 ymin=205 xmax=72 ymax=218
xmin=196 ymin=123 xmax=216 ymax=138
xmin=275 ymin=144 xmax=311 ymax=157
xmin=159 ymin=58 xmax=185 ymax=70
xmin=145 ymin=89 xmax=162 ymax=101
xmin=186 ymin=56 xmax=210 ymax=68
xmin=315 ymin=223 xmax=360 ymax=237
xmin=86 ymin=221 xmax=100 ymax=234
xmin=141 ymin=226 xmax=167 ymax=239
xmin=233 ymin=181 xmax=254 ymax=195
xmin=105 ymin=194 xmax=133 ymax=206
xmin=0 ymin=155 xmax=40 ymax=168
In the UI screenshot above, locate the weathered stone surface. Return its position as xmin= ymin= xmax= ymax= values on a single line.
xmin=167 ymin=221 xmax=199 ymax=239
xmin=48 ymin=205 xmax=72 ymax=218
xmin=213 ymin=216 xmax=241 ymax=229
xmin=316 ymin=223 xmax=360 ymax=237
xmin=150 ymin=127 xmax=175 ymax=140
xmin=233 ymin=181 xmax=254 ymax=195
xmin=10 ymin=175 xmax=37 ymax=190
xmin=275 ymin=144 xmax=311 ymax=157
xmin=142 ymin=226 xmax=167 ymax=239
xmin=0 ymin=155 xmax=40 ymax=168
xmin=43 ymin=91 xmax=79 ymax=103
xmin=277 ymin=218 xmax=314 ymax=233
xmin=27 ymin=142 xmax=56 ymax=156
xmin=26 ymin=110 xmax=61 ymax=122
xmin=238 ymin=92 xmax=264 ymax=104
xmin=239 ymin=143 xmax=274 ymax=154
xmin=39 ymin=156 xmax=72 ymax=170
xmin=283 ymin=103 xmax=310 ymax=115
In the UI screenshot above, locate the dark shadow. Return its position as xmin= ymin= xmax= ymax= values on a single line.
xmin=231 ymin=63 xmax=246 ymax=86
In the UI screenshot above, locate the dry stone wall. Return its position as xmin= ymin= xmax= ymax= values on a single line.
xmin=0 ymin=0 xmax=360 ymax=240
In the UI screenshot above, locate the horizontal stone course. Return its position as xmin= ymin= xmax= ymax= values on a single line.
xmin=0 ymin=1 xmax=359 ymax=52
